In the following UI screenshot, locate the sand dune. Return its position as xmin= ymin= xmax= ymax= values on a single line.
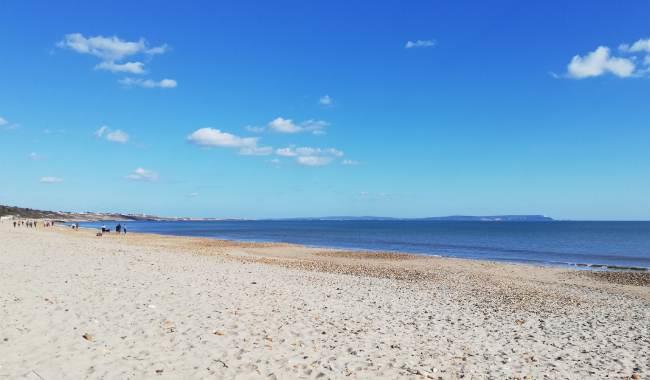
xmin=0 ymin=222 xmax=648 ymax=379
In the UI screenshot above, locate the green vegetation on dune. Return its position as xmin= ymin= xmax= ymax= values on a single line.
xmin=0 ymin=205 xmax=64 ymax=219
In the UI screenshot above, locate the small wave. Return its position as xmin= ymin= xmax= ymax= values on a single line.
xmin=566 ymin=262 xmax=649 ymax=271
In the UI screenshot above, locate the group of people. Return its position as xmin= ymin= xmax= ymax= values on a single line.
xmin=98 ymin=223 xmax=127 ymax=234
xmin=12 ymin=220 xmax=56 ymax=228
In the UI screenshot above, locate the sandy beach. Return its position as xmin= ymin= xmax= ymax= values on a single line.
xmin=0 ymin=222 xmax=648 ymax=379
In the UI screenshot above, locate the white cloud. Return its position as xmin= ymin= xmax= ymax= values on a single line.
xmin=95 ymin=125 xmax=129 ymax=143
xmin=275 ymin=146 xmax=344 ymax=166
xmin=58 ymin=33 xmax=172 ymax=84
xmin=119 ymin=77 xmax=177 ymax=88
xmin=95 ymin=61 xmax=146 ymax=74
xmin=106 ymin=130 xmax=129 ymax=143
xmin=0 ymin=117 xmax=7 ymax=126
xmin=276 ymin=147 xmax=298 ymax=157
xmin=40 ymin=176 xmax=63 ymax=184
xmin=302 ymin=120 xmax=328 ymax=135
xmin=95 ymin=125 xmax=109 ymax=137
xmin=57 ymin=33 xmax=166 ymax=61
xmin=567 ymin=46 xmax=635 ymax=79
xmin=126 ymin=168 xmax=159 ymax=182
xmin=268 ymin=117 xmax=300 ymax=133
xmin=187 ymin=192 xmax=199 ymax=198
xmin=297 ymin=156 xmax=333 ymax=166
xmin=146 ymin=44 xmax=169 ymax=55
xmin=187 ymin=127 xmax=271 ymax=155
xmin=405 ymin=39 xmax=436 ymax=49
xmin=319 ymin=95 xmax=333 ymax=106
xmin=268 ymin=117 xmax=329 ymax=134
xmin=188 ymin=128 xmax=257 ymax=148
xmin=342 ymin=159 xmax=360 ymax=165
xmin=620 ymin=38 xmax=650 ymax=53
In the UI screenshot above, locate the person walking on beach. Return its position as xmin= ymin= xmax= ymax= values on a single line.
xmin=116 ymin=223 xmax=122 ymax=233
xmin=123 ymin=225 xmax=127 ymax=234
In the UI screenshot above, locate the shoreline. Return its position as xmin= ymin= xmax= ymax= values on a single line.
xmin=70 ymin=221 xmax=650 ymax=273
xmin=62 ymin=223 xmax=650 ymax=290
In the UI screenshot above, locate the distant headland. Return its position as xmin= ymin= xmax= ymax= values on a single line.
xmin=0 ymin=205 xmax=554 ymax=222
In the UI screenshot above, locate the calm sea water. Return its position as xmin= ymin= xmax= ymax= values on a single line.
xmin=77 ymin=220 xmax=650 ymax=270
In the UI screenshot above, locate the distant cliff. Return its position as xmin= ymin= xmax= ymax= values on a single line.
xmin=0 ymin=205 xmax=174 ymax=222
xmin=1 ymin=204 xmax=554 ymax=222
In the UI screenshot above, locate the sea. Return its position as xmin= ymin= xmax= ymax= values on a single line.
xmin=76 ymin=220 xmax=650 ymax=271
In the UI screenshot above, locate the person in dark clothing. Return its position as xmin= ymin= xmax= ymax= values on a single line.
xmin=116 ymin=224 xmax=122 ymax=233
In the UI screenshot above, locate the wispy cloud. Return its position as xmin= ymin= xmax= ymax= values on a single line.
xmin=405 ymin=39 xmax=436 ymax=49
xmin=296 ymin=156 xmax=333 ymax=166
xmin=619 ymin=38 xmax=650 ymax=53
xmin=357 ymin=191 xmax=392 ymax=201
xmin=319 ymin=95 xmax=333 ymax=106
xmin=239 ymin=146 xmax=274 ymax=156
xmin=276 ymin=146 xmax=344 ymax=166
xmin=58 ymin=33 xmax=175 ymax=86
xmin=43 ymin=128 xmax=66 ymax=135
xmin=95 ymin=61 xmax=146 ymax=74
xmin=245 ymin=125 xmax=265 ymax=133
xmin=95 ymin=125 xmax=129 ymax=143
xmin=188 ymin=127 xmax=347 ymax=166
xmin=187 ymin=128 xmax=272 ymax=156
xmin=0 ymin=116 xmax=19 ymax=131
xmin=29 ymin=152 xmax=45 ymax=161
xmin=342 ymin=159 xmax=360 ymax=166
xmin=57 ymin=33 xmax=164 ymax=61
xmin=268 ymin=117 xmax=329 ymax=135
xmin=118 ymin=78 xmax=177 ymax=89
xmin=126 ymin=168 xmax=159 ymax=182
xmin=40 ymin=176 xmax=63 ymax=184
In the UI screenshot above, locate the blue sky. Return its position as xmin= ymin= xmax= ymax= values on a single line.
xmin=1 ymin=0 xmax=649 ymax=220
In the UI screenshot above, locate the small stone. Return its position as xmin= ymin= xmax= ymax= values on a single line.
xmin=155 ymin=369 xmax=163 ymax=374
xmin=82 ymin=333 xmax=93 ymax=341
